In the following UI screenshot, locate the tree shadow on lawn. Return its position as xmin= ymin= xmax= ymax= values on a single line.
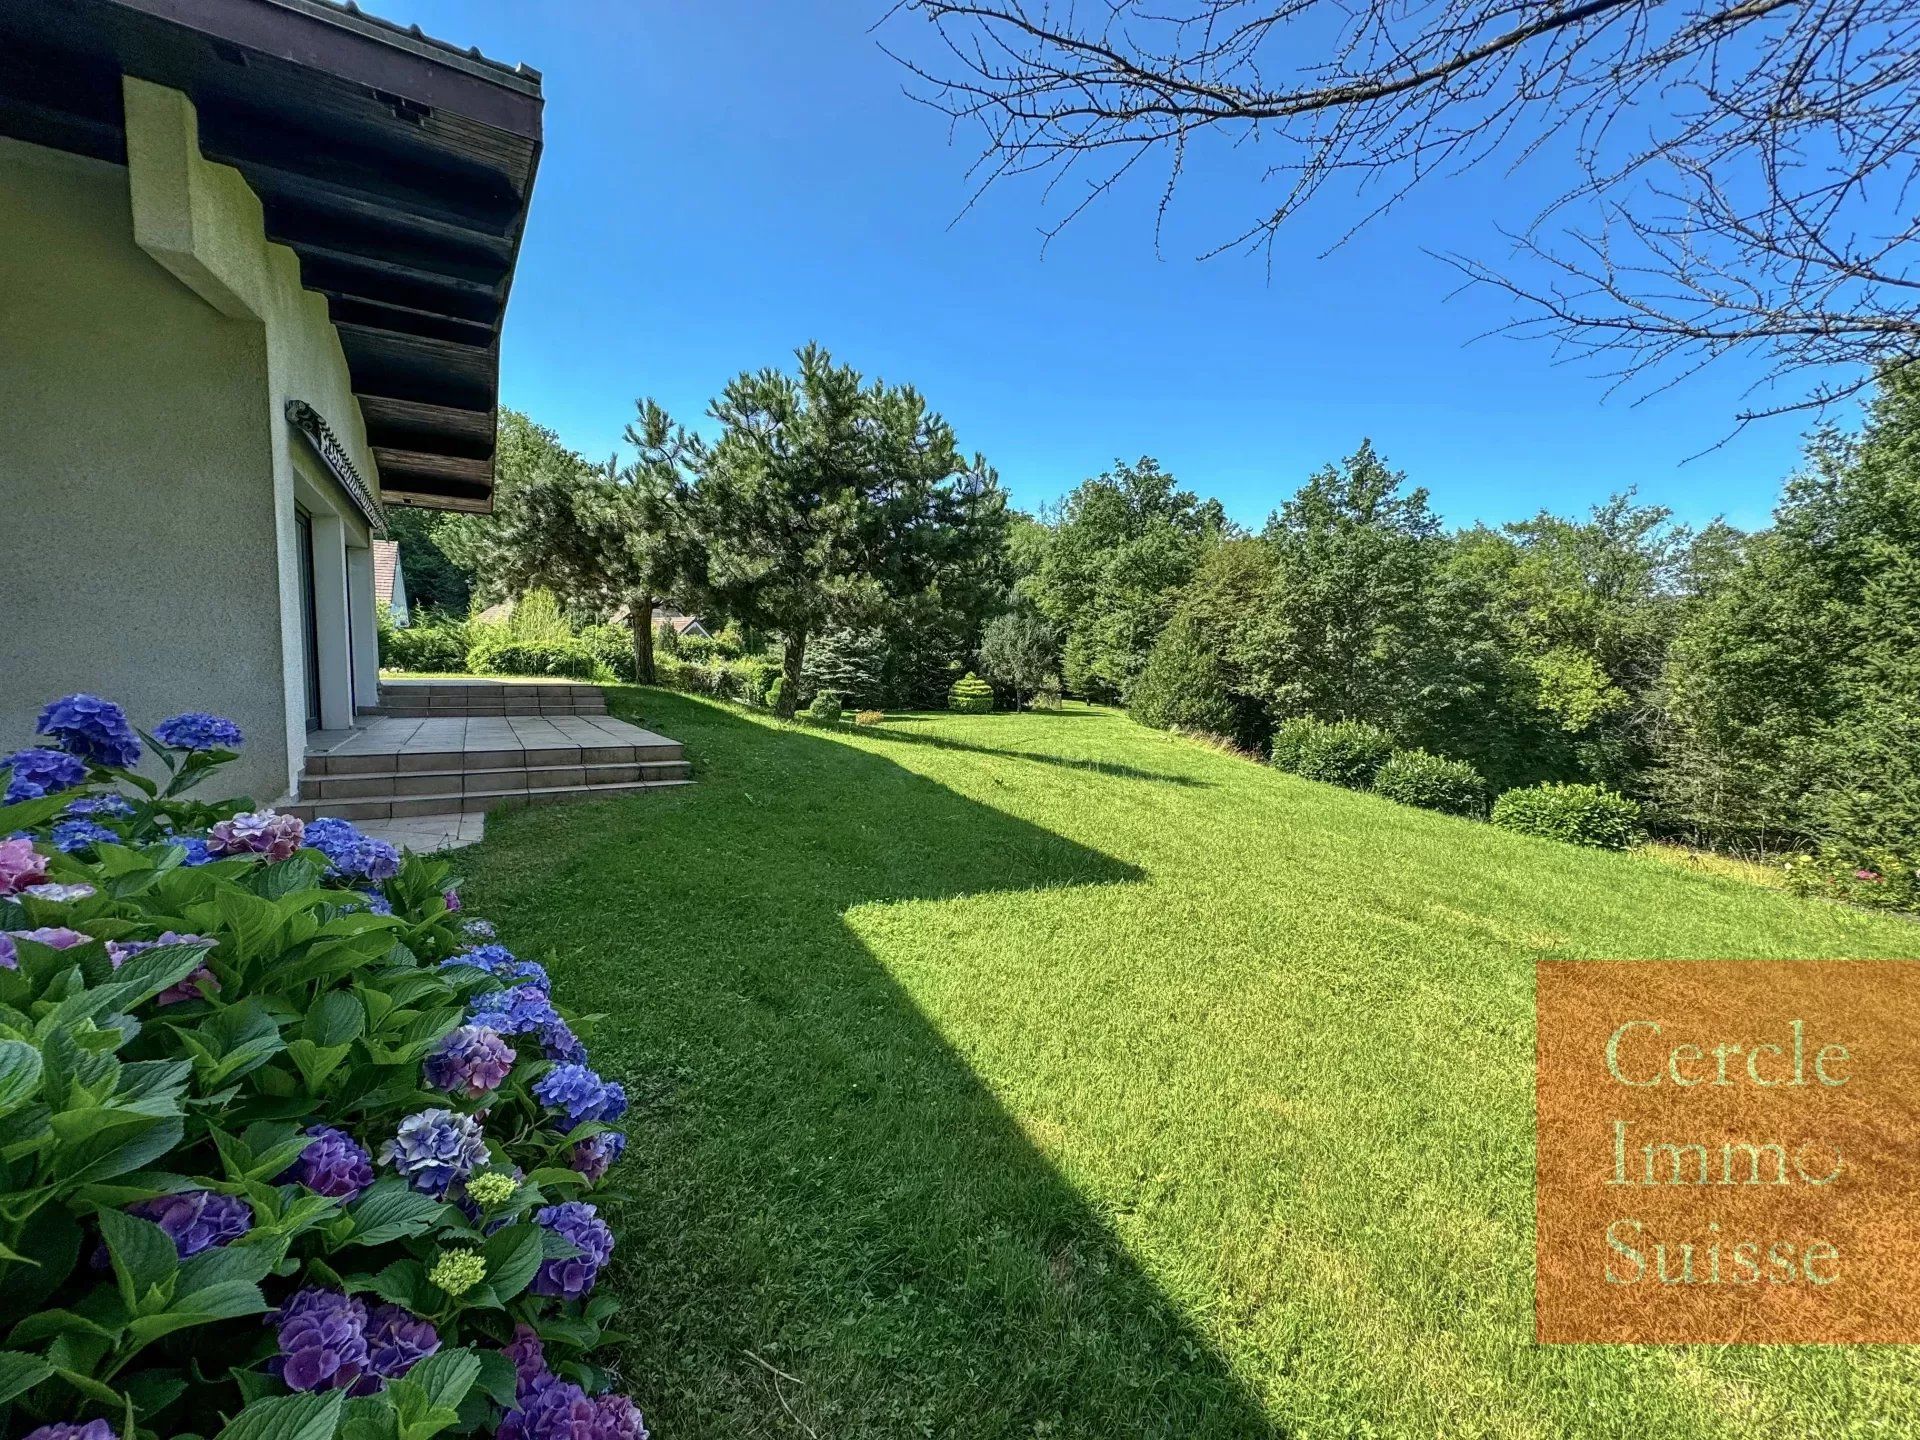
xmin=460 ymin=690 xmax=1281 ymax=1440
xmin=853 ymin=717 xmax=1213 ymax=789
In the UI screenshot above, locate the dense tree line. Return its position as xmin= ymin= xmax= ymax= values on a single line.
xmin=386 ymin=355 xmax=1916 ymax=868
xmin=1027 ymin=370 xmax=1920 ymax=863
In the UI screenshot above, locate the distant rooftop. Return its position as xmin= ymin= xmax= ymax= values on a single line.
xmin=0 ymin=0 xmax=544 ymax=514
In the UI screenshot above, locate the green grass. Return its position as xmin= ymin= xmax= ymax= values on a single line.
xmin=457 ymin=691 xmax=1920 ymax=1439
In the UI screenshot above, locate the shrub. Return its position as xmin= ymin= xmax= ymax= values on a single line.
xmin=1269 ymin=718 xmax=1395 ymax=789
xmin=380 ymin=619 xmax=470 ymax=673
xmin=854 ymin=709 xmax=886 ymax=726
xmin=804 ymin=692 xmax=844 ymax=724
xmin=1033 ymin=676 xmax=1064 ymax=710
xmin=733 ymin=657 xmax=778 ymax=707
xmin=579 ymin=623 xmax=637 ymax=682
xmin=1372 ymin=748 xmax=1488 ymax=817
xmin=0 ymin=694 xmax=645 ymax=1439
xmin=465 ymin=632 xmax=599 ymax=680
xmin=1128 ymin=614 xmax=1236 ymax=738
xmin=1491 ymin=782 xmax=1643 ymax=849
xmin=948 ymin=672 xmax=995 ymax=713
xmin=675 ymin=633 xmax=719 ymax=664
xmin=1782 ymin=848 xmax=1920 ymax=914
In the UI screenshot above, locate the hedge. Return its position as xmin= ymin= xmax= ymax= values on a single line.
xmin=1490 ymin=782 xmax=1642 ymax=850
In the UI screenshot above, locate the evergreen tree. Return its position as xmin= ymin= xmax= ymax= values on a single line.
xmin=668 ymin=344 xmax=1007 ymax=705
xmin=801 ymin=628 xmax=889 ymax=709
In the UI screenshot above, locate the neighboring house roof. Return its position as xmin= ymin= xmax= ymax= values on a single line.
xmin=663 ymin=616 xmax=711 ymax=639
xmin=371 ymin=539 xmax=402 ymax=608
xmin=474 ymin=600 xmax=514 ymax=626
xmin=0 ymin=0 xmax=543 ymax=515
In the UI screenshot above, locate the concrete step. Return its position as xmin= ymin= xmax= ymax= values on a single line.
xmin=282 ymin=778 xmax=694 ymax=823
xmin=301 ymin=758 xmax=691 ymax=800
xmin=377 ymin=682 xmax=607 ymax=718
xmin=306 ymin=740 xmax=684 ymax=777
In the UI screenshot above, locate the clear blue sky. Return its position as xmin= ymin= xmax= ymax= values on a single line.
xmin=379 ymin=0 xmax=1848 ymax=534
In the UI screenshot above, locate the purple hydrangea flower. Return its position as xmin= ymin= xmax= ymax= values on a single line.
xmin=284 ymin=1125 xmax=375 ymax=1201
xmin=22 ymin=882 xmax=95 ymax=902
xmin=152 ymin=712 xmax=245 ymax=751
xmin=424 ymin=1025 xmax=516 ymax=1099
xmin=51 ymin=818 xmax=117 ymax=853
xmin=497 ymin=1376 xmax=648 ymax=1440
xmin=64 ymin=795 xmax=133 ymax=819
xmin=9 ymin=926 xmax=88 ymax=952
xmin=37 ymin=694 xmax=141 ymax=768
xmin=444 ymin=944 xmax=551 ymax=992
xmin=2 ymin=747 xmax=86 ymax=803
xmin=105 ymin=931 xmax=218 ymax=1005
xmin=463 ymin=918 xmax=497 ymax=941
xmin=533 ymin=1065 xmax=628 ymax=1132
xmin=0 ymin=836 xmax=49 ymax=895
xmin=303 ymin=817 xmax=402 ymax=882
xmin=274 ymin=1287 xmax=368 ymax=1393
xmin=359 ymin=1304 xmax=439 ymax=1386
xmin=208 ymin=810 xmax=305 ymax=861
xmin=503 ymin=1324 xmax=547 ymax=1399
xmin=530 ymin=1202 xmax=614 ymax=1300
xmin=23 ymin=1423 xmax=117 ymax=1440
xmin=594 ymin=1394 xmax=650 ymax=1440
xmin=443 ymin=888 xmax=462 ymax=912
xmin=380 ymin=1109 xmax=488 ymax=1196
xmin=127 ymin=1189 xmax=251 ymax=1258
xmin=571 ymin=1131 xmax=628 ymax=1184
xmin=470 ymin=985 xmax=586 ymax=1064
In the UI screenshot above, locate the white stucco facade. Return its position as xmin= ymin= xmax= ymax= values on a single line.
xmin=0 ymin=79 xmax=383 ymax=802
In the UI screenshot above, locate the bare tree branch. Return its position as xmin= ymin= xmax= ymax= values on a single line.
xmin=882 ymin=0 xmax=1920 ymax=420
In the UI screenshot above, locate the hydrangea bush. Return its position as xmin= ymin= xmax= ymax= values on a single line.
xmin=0 ymin=696 xmax=643 ymax=1440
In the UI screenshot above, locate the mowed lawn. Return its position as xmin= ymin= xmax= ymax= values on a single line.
xmin=457 ymin=689 xmax=1920 ymax=1439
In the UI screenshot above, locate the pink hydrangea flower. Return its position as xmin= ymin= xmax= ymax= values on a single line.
xmin=207 ymin=810 xmax=305 ymax=862
xmin=0 ymin=836 xmax=49 ymax=896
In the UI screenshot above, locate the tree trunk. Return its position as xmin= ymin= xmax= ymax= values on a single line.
xmin=779 ymin=630 xmax=807 ymax=715
xmin=627 ymin=595 xmax=656 ymax=685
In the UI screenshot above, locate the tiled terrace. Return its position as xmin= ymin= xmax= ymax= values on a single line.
xmin=283 ymin=682 xmax=692 ymax=850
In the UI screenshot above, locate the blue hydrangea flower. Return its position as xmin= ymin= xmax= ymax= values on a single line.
xmin=64 ymin=794 xmax=133 ymax=819
xmin=462 ymin=918 xmax=497 ymax=941
xmin=530 ymin=1202 xmax=614 ymax=1300
xmin=127 ymin=1190 xmax=251 ymax=1258
xmin=152 ymin=711 xmax=245 ymax=751
xmin=303 ymin=817 xmax=402 ymax=882
xmin=273 ymin=1288 xmax=368 ymax=1393
xmin=423 ymin=1025 xmax=516 ymax=1099
xmin=469 ymin=985 xmax=586 ymax=1064
xmin=532 ymin=1064 xmax=628 ymax=1131
xmin=379 ymin=1109 xmax=488 ymax=1196
xmin=51 ymin=818 xmax=118 ymax=854
xmin=443 ymin=944 xmax=551 ymax=991
xmin=355 ymin=890 xmax=394 ymax=915
xmin=571 ymin=1131 xmax=628 ymax=1184
xmin=36 ymin=694 xmax=141 ymax=768
xmin=1 ymin=748 xmax=86 ymax=803
xmin=174 ymin=835 xmax=214 ymax=866
xmin=284 ymin=1125 xmax=375 ymax=1201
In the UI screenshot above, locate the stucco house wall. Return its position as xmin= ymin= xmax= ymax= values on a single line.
xmin=0 ymin=135 xmax=290 ymax=801
xmin=0 ymin=80 xmax=384 ymax=804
